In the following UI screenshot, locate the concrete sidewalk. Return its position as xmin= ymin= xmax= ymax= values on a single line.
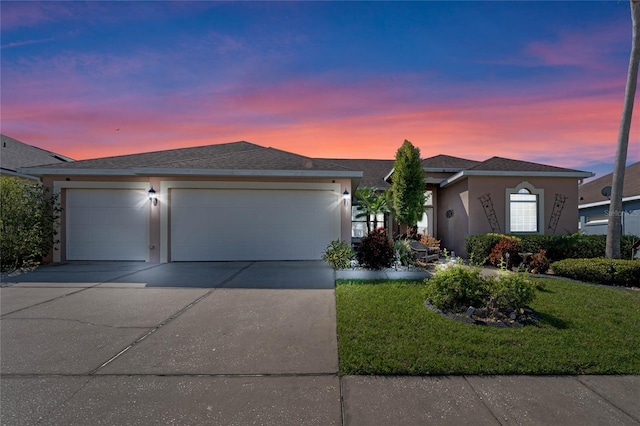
xmin=1 ymin=267 xmax=639 ymax=425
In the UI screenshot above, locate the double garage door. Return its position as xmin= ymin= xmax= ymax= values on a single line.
xmin=66 ymin=187 xmax=339 ymax=261
xmin=171 ymin=188 xmax=338 ymax=261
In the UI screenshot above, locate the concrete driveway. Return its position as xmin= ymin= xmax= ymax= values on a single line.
xmin=2 ymin=262 xmax=639 ymax=425
xmin=1 ymin=261 xmax=341 ymax=425
xmin=1 ymin=260 xmax=336 ymax=289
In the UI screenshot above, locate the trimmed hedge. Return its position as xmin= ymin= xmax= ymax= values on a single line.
xmin=465 ymin=233 xmax=638 ymax=263
xmin=551 ymin=258 xmax=640 ymax=287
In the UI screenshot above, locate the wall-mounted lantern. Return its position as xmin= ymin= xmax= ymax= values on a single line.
xmin=343 ymin=189 xmax=350 ymax=206
xmin=148 ymin=187 xmax=158 ymax=206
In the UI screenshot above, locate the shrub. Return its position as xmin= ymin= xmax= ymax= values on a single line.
xmin=551 ymin=258 xmax=640 ymax=287
xmin=488 ymin=236 xmax=522 ymax=269
xmin=529 ymin=249 xmax=550 ymax=274
xmin=322 ymin=240 xmax=355 ymax=270
xmin=492 ymin=271 xmax=537 ymax=310
xmin=0 ymin=177 xmax=61 ymax=272
xmin=356 ymin=228 xmax=395 ymax=270
xmin=425 ymin=265 xmax=490 ymax=312
xmin=465 ymin=233 xmax=638 ymax=265
xmin=465 ymin=233 xmax=502 ymax=265
xmin=394 ymin=239 xmax=415 ymax=266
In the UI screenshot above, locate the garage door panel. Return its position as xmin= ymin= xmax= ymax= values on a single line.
xmin=67 ymin=189 xmax=148 ymax=261
xmin=171 ymin=188 xmax=339 ymax=261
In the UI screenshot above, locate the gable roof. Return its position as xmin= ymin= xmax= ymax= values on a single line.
xmin=1 ymin=134 xmax=73 ymax=178
xmin=316 ymin=158 xmax=394 ymax=189
xmin=20 ymin=141 xmax=362 ymax=180
xmin=579 ymin=161 xmax=640 ymax=207
xmin=440 ymin=156 xmax=593 ymax=187
xmin=422 ymin=154 xmax=481 ymax=172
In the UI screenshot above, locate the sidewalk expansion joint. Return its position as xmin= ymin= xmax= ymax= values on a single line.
xmin=0 ymin=316 xmax=149 ymax=329
xmin=463 ymin=376 xmax=504 ymax=425
xmin=218 ymin=262 xmax=256 ymax=288
xmin=87 ymin=289 xmax=216 ymax=375
xmin=576 ymin=377 xmax=640 ymax=424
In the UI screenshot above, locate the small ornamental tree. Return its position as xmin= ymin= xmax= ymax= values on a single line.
xmin=391 ymin=140 xmax=425 ymax=228
xmin=0 ymin=177 xmax=61 ymax=272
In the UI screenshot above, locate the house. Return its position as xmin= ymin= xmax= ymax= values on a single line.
xmin=20 ymin=142 xmax=361 ymax=263
xmin=578 ymin=161 xmax=640 ymax=239
xmin=1 ymin=134 xmax=74 ymax=180
xmin=20 ymin=141 xmax=592 ymax=263
xmin=414 ymin=155 xmax=593 ymax=257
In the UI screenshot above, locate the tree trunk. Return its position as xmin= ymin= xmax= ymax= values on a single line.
xmin=606 ymin=0 xmax=640 ymax=259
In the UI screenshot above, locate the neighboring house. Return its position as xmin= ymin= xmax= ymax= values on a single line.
xmin=20 ymin=140 xmax=592 ymax=263
xmin=20 ymin=142 xmax=361 ymax=263
xmin=578 ymin=161 xmax=640 ymax=239
xmin=1 ymin=134 xmax=73 ymax=180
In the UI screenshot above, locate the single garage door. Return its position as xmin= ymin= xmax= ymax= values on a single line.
xmin=171 ymin=188 xmax=339 ymax=261
xmin=66 ymin=189 xmax=148 ymax=261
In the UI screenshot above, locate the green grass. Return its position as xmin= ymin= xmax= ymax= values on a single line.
xmin=336 ymin=278 xmax=640 ymax=375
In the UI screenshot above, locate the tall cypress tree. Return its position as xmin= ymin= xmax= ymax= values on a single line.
xmin=391 ymin=140 xmax=425 ymax=228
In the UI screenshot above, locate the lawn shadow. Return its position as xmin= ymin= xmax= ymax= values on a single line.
xmin=537 ymin=311 xmax=570 ymax=329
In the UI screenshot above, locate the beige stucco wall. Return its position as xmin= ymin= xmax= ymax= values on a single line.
xmin=42 ymin=175 xmax=352 ymax=263
xmin=436 ymin=178 xmax=469 ymax=256
xmin=437 ymin=175 xmax=580 ymax=257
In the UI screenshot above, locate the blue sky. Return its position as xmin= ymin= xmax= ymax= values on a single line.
xmin=1 ymin=1 xmax=638 ymax=179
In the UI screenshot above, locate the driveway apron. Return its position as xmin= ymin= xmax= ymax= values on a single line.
xmin=1 ymin=261 xmax=341 ymax=425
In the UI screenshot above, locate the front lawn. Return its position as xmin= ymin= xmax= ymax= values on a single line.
xmin=336 ymin=278 xmax=640 ymax=375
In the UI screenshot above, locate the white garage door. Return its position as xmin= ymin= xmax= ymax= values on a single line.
xmin=171 ymin=188 xmax=339 ymax=261
xmin=66 ymin=189 xmax=148 ymax=261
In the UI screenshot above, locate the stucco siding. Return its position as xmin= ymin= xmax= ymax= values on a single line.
xmin=437 ymin=179 xmax=469 ymax=257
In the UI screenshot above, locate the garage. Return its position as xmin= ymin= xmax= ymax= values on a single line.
xmin=66 ymin=189 xmax=148 ymax=261
xmin=170 ymin=188 xmax=340 ymax=261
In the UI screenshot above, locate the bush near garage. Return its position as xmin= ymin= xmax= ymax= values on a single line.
xmin=322 ymin=240 xmax=355 ymax=270
xmin=551 ymin=258 xmax=640 ymax=287
xmin=0 ymin=177 xmax=61 ymax=272
xmin=356 ymin=228 xmax=395 ymax=270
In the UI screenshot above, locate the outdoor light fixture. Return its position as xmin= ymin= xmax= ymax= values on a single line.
xmin=343 ymin=189 xmax=350 ymax=206
xmin=148 ymin=187 xmax=158 ymax=206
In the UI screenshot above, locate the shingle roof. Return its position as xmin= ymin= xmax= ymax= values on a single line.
xmin=20 ymin=141 xmax=360 ymax=177
xmin=468 ymin=156 xmax=588 ymax=174
xmin=422 ymin=154 xmax=481 ymax=171
xmin=579 ymin=161 xmax=640 ymax=205
xmin=1 ymin=134 xmax=73 ymax=172
xmin=316 ymin=158 xmax=394 ymax=189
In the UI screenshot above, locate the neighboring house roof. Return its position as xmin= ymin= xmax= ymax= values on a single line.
xmin=317 ymin=158 xmax=394 ymax=189
xmin=1 ymin=134 xmax=73 ymax=179
xmin=20 ymin=141 xmax=362 ymax=180
xmin=579 ymin=161 xmax=640 ymax=207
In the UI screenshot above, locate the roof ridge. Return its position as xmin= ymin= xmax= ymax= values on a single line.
xmin=266 ymin=147 xmax=358 ymax=172
xmin=145 ymin=144 xmax=266 ymax=167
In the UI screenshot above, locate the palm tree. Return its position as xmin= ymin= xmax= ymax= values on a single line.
xmin=606 ymin=0 xmax=640 ymax=259
xmin=354 ymin=187 xmax=389 ymax=234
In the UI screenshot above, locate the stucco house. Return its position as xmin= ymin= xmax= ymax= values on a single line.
xmin=21 ymin=141 xmax=592 ymax=263
xmin=339 ymin=154 xmax=592 ymax=257
xmin=21 ymin=142 xmax=360 ymax=263
xmin=1 ymin=134 xmax=73 ymax=180
xmin=578 ymin=161 xmax=640 ymax=239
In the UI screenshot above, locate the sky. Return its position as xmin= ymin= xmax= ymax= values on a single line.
xmin=1 ymin=1 xmax=638 ymax=180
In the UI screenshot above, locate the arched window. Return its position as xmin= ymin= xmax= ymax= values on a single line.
xmin=506 ymin=182 xmax=544 ymax=233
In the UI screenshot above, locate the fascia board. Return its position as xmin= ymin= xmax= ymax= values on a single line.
xmin=1 ymin=169 xmax=40 ymax=181
xmin=579 ymin=195 xmax=640 ymax=209
xmin=383 ymin=167 xmax=395 ymax=183
xmin=441 ymin=170 xmax=594 ymax=187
